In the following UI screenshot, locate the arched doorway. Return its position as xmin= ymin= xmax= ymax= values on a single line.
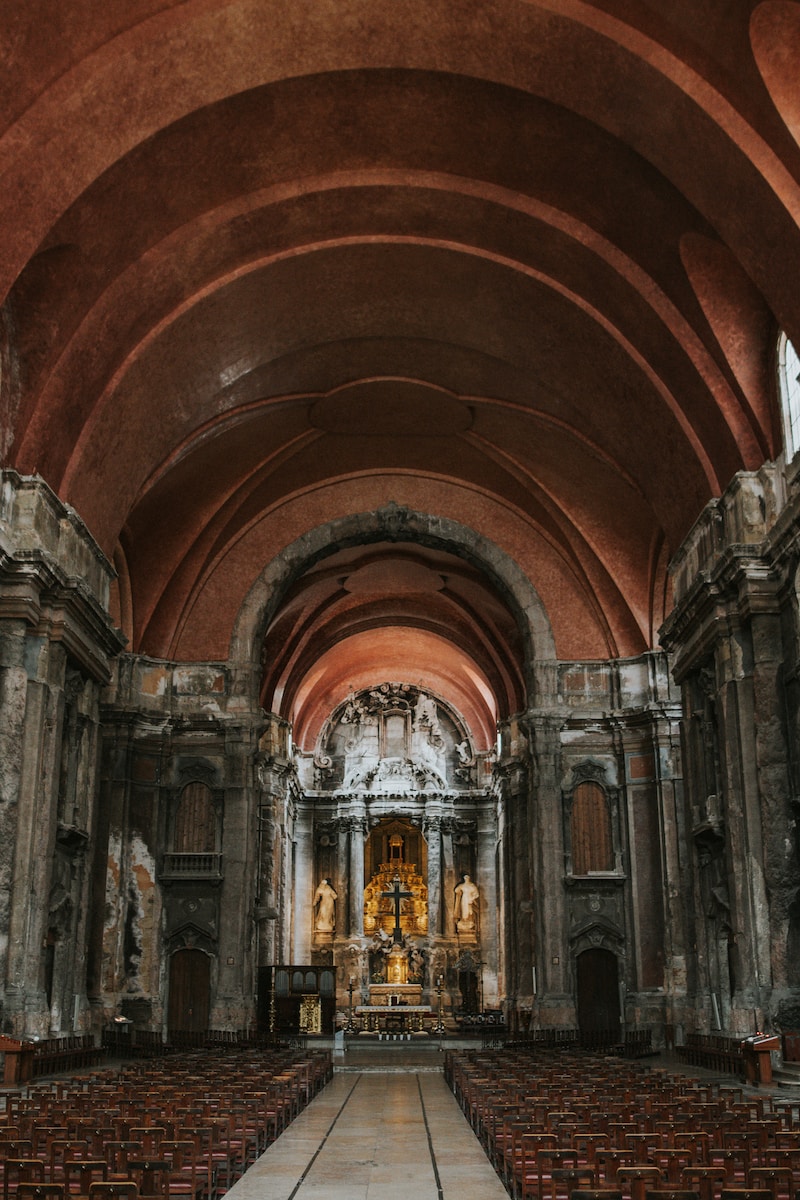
xmin=576 ymin=947 xmax=621 ymax=1045
xmin=168 ymin=948 xmax=210 ymax=1036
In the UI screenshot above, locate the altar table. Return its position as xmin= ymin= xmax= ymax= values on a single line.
xmin=355 ymin=1005 xmax=434 ymax=1033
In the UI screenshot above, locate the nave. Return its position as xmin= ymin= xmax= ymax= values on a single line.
xmin=2 ymin=1042 xmax=799 ymax=1200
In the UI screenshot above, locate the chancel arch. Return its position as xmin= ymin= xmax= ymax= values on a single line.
xmin=230 ymin=504 xmax=556 ymax=712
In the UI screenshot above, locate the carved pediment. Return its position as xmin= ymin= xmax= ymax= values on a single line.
xmin=316 ymin=682 xmax=471 ymax=793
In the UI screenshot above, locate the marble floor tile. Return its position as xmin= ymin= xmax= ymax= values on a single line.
xmin=224 ymin=1067 xmax=509 ymax=1200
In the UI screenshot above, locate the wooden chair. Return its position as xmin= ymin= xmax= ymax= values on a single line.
xmin=616 ymin=1165 xmax=663 ymax=1200
xmin=47 ymin=1140 xmax=90 ymax=1183
xmin=594 ymin=1151 xmax=636 ymax=1187
xmin=3 ymin=1160 xmax=47 ymax=1200
xmin=61 ymin=1160 xmax=108 ymax=1198
xmin=718 ymin=1191 xmax=773 ymax=1200
xmin=0 ymin=1143 xmax=34 ymax=1163
xmin=656 ymin=1150 xmax=694 ymax=1185
xmin=674 ymin=1135 xmax=711 ymax=1166
xmin=643 ymin=1191 xmax=699 ymax=1200
xmin=542 ymin=1168 xmax=595 ymax=1200
xmin=570 ymin=1191 xmax=623 ymax=1200
xmin=125 ymin=1133 xmax=165 ymax=1159
xmin=103 ymin=1143 xmax=145 ymax=1183
xmin=501 ymin=1128 xmax=538 ymax=1199
xmin=124 ymin=1160 xmax=171 ymax=1200
xmin=744 ymin=1169 xmax=794 ymax=1200
xmin=158 ymin=1140 xmax=211 ymax=1200
xmin=521 ymin=1148 xmax=580 ymax=1200
xmin=680 ymin=1166 xmax=728 ymax=1200
xmin=625 ymin=1136 xmax=663 ymax=1161
xmin=16 ymin=1185 xmax=65 ymax=1200
xmin=87 ymin=1183 xmax=139 ymax=1200
xmin=176 ymin=1125 xmax=231 ymax=1197
xmin=75 ymin=1131 xmax=115 ymax=1160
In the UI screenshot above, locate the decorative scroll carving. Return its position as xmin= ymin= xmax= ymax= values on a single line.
xmin=316 ymin=681 xmax=471 ymax=793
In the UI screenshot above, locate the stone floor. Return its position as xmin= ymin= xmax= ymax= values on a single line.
xmin=223 ymin=1041 xmax=800 ymax=1200
xmin=225 ymin=1044 xmax=508 ymax=1200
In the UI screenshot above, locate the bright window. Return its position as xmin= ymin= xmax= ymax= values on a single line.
xmin=779 ymin=332 xmax=800 ymax=459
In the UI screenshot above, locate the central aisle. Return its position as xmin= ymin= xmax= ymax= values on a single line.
xmin=226 ymin=1067 xmax=509 ymax=1200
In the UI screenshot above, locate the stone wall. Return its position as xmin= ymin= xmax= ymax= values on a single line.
xmin=662 ymin=465 xmax=800 ymax=1034
xmin=0 ymin=471 xmax=123 ymax=1036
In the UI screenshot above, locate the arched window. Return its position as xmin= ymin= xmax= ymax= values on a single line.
xmin=173 ymin=781 xmax=216 ymax=853
xmin=571 ymin=781 xmax=613 ymax=874
xmin=778 ymin=332 xmax=800 ymax=460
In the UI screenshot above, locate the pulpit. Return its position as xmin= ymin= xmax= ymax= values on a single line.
xmin=741 ymin=1033 xmax=780 ymax=1085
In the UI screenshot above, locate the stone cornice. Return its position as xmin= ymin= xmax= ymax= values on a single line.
xmin=0 ymin=546 xmax=125 ymax=681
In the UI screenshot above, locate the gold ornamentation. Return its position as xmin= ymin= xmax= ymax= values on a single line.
xmin=363 ymin=861 xmax=427 ymax=937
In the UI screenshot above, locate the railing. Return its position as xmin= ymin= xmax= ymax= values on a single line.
xmin=159 ymin=852 xmax=223 ymax=881
xmin=676 ymin=1031 xmax=744 ymax=1074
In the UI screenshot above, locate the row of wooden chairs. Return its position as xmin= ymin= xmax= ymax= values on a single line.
xmin=0 ymin=1046 xmax=332 ymax=1200
xmin=444 ymin=1048 xmax=798 ymax=1200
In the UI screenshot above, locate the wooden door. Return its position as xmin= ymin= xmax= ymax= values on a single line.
xmin=458 ymin=969 xmax=479 ymax=1015
xmin=576 ymin=947 xmax=620 ymax=1043
xmin=168 ymin=949 xmax=210 ymax=1034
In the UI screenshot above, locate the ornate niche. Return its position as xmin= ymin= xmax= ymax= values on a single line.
xmin=563 ymin=761 xmax=625 ymax=955
xmin=160 ymin=763 xmax=224 ymax=957
xmin=314 ymin=682 xmax=473 ymax=793
xmin=363 ymin=820 xmax=428 ymax=938
xmin=562 ymin=761 xmax=622 ymax=879
xmin=160 ymin=764 xmax=224 ymax=885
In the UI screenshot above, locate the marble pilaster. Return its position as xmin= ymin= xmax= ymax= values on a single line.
xmin=347 ymin=809 xmax=367 ymax=938
xmin=423 ymin=813 xmax=442 ymax=937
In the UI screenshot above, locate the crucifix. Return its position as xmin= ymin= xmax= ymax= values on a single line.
xmin=382 ymin=874 xmax=413 ymax=943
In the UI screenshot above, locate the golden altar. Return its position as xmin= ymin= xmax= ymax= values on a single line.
xmin=367 ymin=983 xmax=423 ymax=1006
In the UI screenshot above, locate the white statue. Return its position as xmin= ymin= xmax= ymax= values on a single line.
xmin=414 ymin=691 xmax=441 ymax=737
xmin=314 ymin=878 xmax=337 ymax=932
xmin=455 ymin=739 xmax=471 ymax=764
xmin=454 ymin=874 xmax=479 ymax=930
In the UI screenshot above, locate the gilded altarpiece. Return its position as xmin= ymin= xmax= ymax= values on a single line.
xmin=290 ymin=682 xmax=500 ymax=1017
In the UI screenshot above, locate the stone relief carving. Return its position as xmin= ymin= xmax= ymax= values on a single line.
xmin=316 ymin=682 xmax=471 ymax=794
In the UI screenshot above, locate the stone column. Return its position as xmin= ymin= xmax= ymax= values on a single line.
xmin=0 ymin=619 xmax=32 ymax=1025
xmin=497 ymin=766 xmax=534 ymax=1021
xmin=440 ymin=820 xmax=456 ymax=936
xmin=213 ymin=722 xmax=257 ymax=1029
xmin=5 ymin=639 xmax=66 ymax=1036
xmin=523 ymin=713 xmax=565 ymax=1022
xmin=254 ymin=771 xmax=279 ymax=973
xmin=291 ymin=806 xmax=314 ymax=962
xmin=348 ymin=809 xmax=367 ymax=938
xmin=476 ymin=807 xmax=499 ymax=1007
xmin=713 ymin=602 xmax=791 ymax=1029
xmin=423 ymin=813 xmax=442 ymax=937
xmin=92 ymin=713 xmax=136 ymax=1016
xmin=335 ymin=816 xmax=349 ymax=917
xmin=749 ymin=610 xmax=794 ymax=999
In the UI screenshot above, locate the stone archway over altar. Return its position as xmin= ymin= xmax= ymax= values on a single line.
xmin=288 ymin=682 xmax=500 ymax=1017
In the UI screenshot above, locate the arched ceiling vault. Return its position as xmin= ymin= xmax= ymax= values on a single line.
xmin=2 ymin=0 xmax=798 ymax=732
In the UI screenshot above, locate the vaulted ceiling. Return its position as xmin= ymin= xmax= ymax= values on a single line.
xmin=2 ymin=1 xmax=799 ymax=745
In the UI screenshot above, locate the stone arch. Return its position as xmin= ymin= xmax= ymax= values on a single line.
xmin=229 ymin=502 xmax=557 ymax=708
